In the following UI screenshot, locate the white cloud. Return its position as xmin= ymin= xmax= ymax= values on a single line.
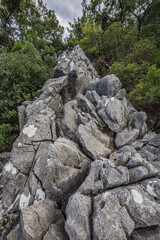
xmin=43 ymin=0 xmax=83 ymax=37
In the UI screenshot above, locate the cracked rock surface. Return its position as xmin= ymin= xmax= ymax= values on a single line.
xmin=1 ymin=46 xmax=160 ymax=240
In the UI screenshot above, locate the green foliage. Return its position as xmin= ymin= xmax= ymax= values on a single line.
xmin=0 ymin=0 xmax=64 ymax=53
xmin=129 ymin=65 xmax=160 ymax=104
xmin=103 ymin=23 xmax=138 ymax=61
xmin=0 ymin=41 xmax=57 ymax=125
xmin=109 ymin=61 xmax=150 ymax=91
xmin=78 ymin=15 xmax=103 ymax=55
xmin=0 ymin=124 xmax=13 ymax=152
xmin=126 ymin=38 xmax=158 ymax=64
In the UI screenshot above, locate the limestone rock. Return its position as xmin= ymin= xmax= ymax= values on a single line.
xmin=97 ymin=96 xmax=129 ymax=132
xmin=85 ymin=90 xmax=100 ymax=107
xmin=20 ymin=199 xmax=63 ymax=240
xmin=115 ymin=128 xmax=139 ymax=149
xmin=65 ymin=193 xmax=91 ymax=240
xmin=61 ymin=100 xmax=78 ymax=140
xmin=42 ymin=137 xmax=90 ymax=201
xmin=87 ymin=74 xmax=122 ymax=97
xmin=76 ymin=121 xmax=111 ymax=160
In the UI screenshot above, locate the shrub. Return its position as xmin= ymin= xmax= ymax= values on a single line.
xmin=129 ymin=65 xmax=160 ymax=104
xmin=0 ymin=124 xmax=13 ymax=152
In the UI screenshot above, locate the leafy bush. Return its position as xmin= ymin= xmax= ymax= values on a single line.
xmin=126 ymin=38 xmax=158 ymax=64
xmin=0 ymin=124 xmax=13 ymax=152
xmin=109 ymin=61 xmax=150 ymax=91
xmin=0 ymin=41 xmax=57 ymax=125
xmin=129 ymin=65 xmax=160 ymax=104
xmin=103 ymin=23 xmax=138 ymax=62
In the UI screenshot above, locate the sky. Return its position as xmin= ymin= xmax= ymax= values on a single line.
xmin=43 ymin=0 xmax=83 ymax=37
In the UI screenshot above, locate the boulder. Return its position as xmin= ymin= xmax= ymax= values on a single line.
xmin=65 ymin=193 xmax=91 ymax=240
xmin=97 ymin=96 xmax=129 ymax=132
xmin=87 ymin=74 xmax=122 ymax=97
xmin=76 ymin=121 xmax=111 ymax=160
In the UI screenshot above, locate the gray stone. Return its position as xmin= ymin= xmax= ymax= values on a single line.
xmin=61 ymin=100 xmax=78 ymax=140
xmin=76 ymin=93 xmax=98 ymax=120
xmin=149 ymin=134 xmax=160 ymax=148
xmin=20 ymin=108 xmax=56 ymax=144
xmin=115 ymin=128 xmax=139 ymax=149
xmin=42 ymin=137 xmax=90 ymax=199
xmin=78 ymin=160 xmax=104 ymax=195
xmin=2 ymin=161 xmax=26 ymax=210
xmin=11 ymin=140 xmax=35 ymax=174
xmin=44 ymin=224 xmax=69 ymax=240
xmin=20 ymin=199 xmax=63 ymax=240
xmin=18 ymin=105 xmax=26 ymax=131
xmin=65 ymin=193 xmax=91 ymax=240
xmin=87 ymin=74 xmax=122 ymax=97
xmin=129 ymin=111 xmax=147 ymax=138
xmin=76 ymin=121 xmax=111 ymax=160
xmin=116 ymin=88 xmax=126 ymax=100
xmin=85 ymin=90 xmax=100 ymax=107
xmin=97 ymin=96 xmax=128 ymax=132
xmin=93 ymin=191 xmax=135 ymax=240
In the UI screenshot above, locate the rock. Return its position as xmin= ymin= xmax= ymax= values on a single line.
xmin=0 ymin=152 xmax=10 ymax=172
xmin=129 ymin=111 xmax=147 ymax=138
xmin=42 ymin=137 xmax=90 ymax=201
xmin=76 ymin=121 xmax=111 ymax=160
xmin=61 ymin=100 xmax=78 ymax=140
xmin=85 ymin=90 xmax=100 ymax=107
xmin=78 ymin=160 xmax=104 ymax=195
xmin=2 ymin=161 xmax=26 ymax=210
xmin=44 ymin=224 xmax=69 ymax=240
xmin=20 ymin=108 xmax=57 ymax=144
xmin=20 ymin=199 xmax=63 ymax=240
xmin=148 ymin=133 xmax=160 ymax=148
xmin=93 ymin=191 xmax=135 ymax=240
xmin=11 ymin=140 xmax=35 ymax=174
xmin=87 ymin=74 xmax=122 ymax=97
xmin=18 ymin=105 xmax=26 ymax=131
xmin=65 ymin=193 xmax=91 ymax=240
xmin=115 ymin=128 xmax=139 ymax=149
xmin=116 ymin=88 xmax=126 ymax=100
xmin=97 ymin=96 xmax=128 ymax=132
xmin=76 ymin=93 xmax=98 ymax=120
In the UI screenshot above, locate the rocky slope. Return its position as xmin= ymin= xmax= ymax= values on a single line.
xmin=0 ymin=45 xmax=160 ymax=240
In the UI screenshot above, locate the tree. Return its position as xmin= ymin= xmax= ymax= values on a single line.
xmin=0 ymin=42 xmax=57 ymax=125
xmin=78 ymin=15 xmax=103 ymax=55
xmin=0 ymin=0 xmax=64 ymax=53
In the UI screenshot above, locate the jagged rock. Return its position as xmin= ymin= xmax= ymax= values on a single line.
xmin=93 ymin=191 xmax=135 ymax=240
xmin=76 ymin=121 xmax=111 ymax=160
xmin=65 ymin=193 xmax=91 ymax=240
xmin=85 ymin=90 xmax=100 ymax=107
xmin=97 ymin=96 xmax=129 ymax=132
xmin=11 ymin=140 xmax=35 ymax=174
xmin=115 ymin=128 xmax=139 ymax=149
xmin=42 ymin=137 xmax=90 ymax=202
xmin=76 ymin=93 xmax=99 ymax=120
xmin=20 ymin=108 xmax=56 ymax=144
xmin=2 ymin=161 xmax=26 ymax=210
xmin=129 ymin=111 xmax=147 ymax=138
xmin=43 ymin=224 xmax=69 ymax=240
xmin=20 ymin=199 xmax=64 ymax=240
xmin=87 ymin=74 xmax=122 ymax=97
xmin=61 ymin=100 xmax=78 ymax=140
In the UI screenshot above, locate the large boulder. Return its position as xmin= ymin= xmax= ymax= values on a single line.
xmin=87 ymin=74 xmax=122 ymax=97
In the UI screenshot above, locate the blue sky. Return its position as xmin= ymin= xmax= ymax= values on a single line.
xmin=43 ymin=0 xmax=83 ymax=36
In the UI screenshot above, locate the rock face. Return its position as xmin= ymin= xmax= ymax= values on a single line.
xmin=1 ymin=45 xmax=160 ymax=240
